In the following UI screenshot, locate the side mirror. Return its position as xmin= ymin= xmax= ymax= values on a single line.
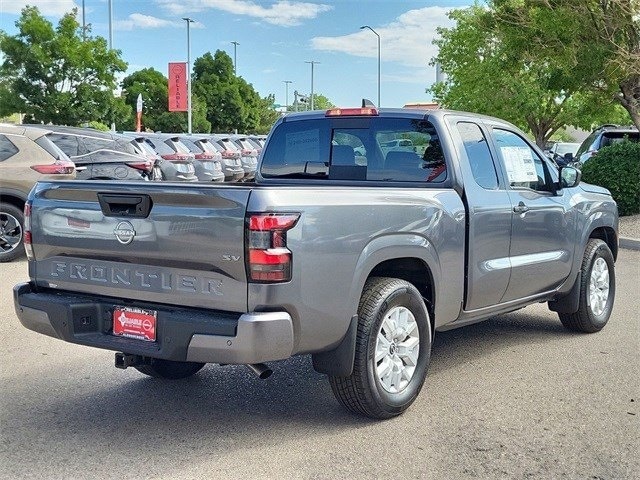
xmin=559 ymin=166 xmax=581 ymax=189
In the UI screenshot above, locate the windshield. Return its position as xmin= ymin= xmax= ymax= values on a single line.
xmin=555 ymin=143 xmax=579 ymax=155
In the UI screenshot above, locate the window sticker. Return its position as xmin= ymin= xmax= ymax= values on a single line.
xmin=285 ymin=129 xmax=319 ymax=163
xmin=500 ymin=146 xmax=538 ymax=183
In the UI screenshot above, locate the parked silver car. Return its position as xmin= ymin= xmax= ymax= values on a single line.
xmin=211 ymin=134 xmax=256 ymax=181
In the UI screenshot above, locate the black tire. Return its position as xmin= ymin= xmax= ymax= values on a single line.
xmin=135 ymin=359 xmax=205 ymax=379
xmin=329 ymin=277 xmax=432 ymax=419
xmin=0 ymin=202 xmax=25 ymax=263
xmin=559 ymin=239 xmax=615 ymax=333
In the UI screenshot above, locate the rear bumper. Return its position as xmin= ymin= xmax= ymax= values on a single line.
xmin=13 ymin=282 xmax=294 ymax=364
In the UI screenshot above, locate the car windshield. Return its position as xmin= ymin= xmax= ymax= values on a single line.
xmin=555 ymin=143 xmax=579 ymax=155
xmin=146 ymin=138 xmax=175 ymax=154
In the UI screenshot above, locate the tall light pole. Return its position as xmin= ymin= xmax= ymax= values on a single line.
xmin=283 ymin=80 xmax=292 ymax=111
xmin=360 ymin=25 xmax=380 ymax=107
xmin=231 ymin=41 xmax=240 ymax=76
xmin=305 ymin=61 xmax=320 ymax=110
xmin=108 ymin=0 xmax=113 ymax=49
xmin=183 ymin=17 xmax=195 ymax=134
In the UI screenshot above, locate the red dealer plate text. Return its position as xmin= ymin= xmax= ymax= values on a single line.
xmin=113 ymin=306 xmax=157 ymax=342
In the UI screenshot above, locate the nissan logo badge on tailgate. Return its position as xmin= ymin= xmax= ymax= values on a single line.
xmin=114 ymin=221 xmax=136 ymax=245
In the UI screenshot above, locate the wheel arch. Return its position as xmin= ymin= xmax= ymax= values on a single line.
xmin=313 ymin=238 xmax=440 ymax=377
xmin=589 ymin=226 xmax=617 ymax=261
xmin=0 ymin=191 xmax=27 ymax=211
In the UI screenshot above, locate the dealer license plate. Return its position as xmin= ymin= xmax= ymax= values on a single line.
xmin=113 ymin=306 xmax=157 ymax=342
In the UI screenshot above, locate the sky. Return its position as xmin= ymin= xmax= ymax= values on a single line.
xmin=0 ymin=0 xmax=471 ymax=109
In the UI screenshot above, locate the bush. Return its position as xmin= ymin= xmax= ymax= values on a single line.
xmin=581 ymin=142 xmax=640 ymax=216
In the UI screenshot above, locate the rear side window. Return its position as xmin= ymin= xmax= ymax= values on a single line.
xmin=80 ymin=137 xmax=115 ymax=154
xmin=457 ymin=122 xmax=498 ymax=189
xmin=0 ymin=135 xmax=18 ymax=161
xmin=600 ymin=131 xmax=639 ymax=148
xmin=48 ymin=133 xmax=79 ymax=156
xmin=261 ymin=117 xmax=447 ymax=183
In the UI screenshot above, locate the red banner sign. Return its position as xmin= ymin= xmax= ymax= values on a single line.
xmin=168 ymin=62 xmax=187 ymax=112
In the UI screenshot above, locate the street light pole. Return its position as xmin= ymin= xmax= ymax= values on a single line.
xmin=183 ymin=17 xmax=195 ymax=134
xmin=305 ymin=61 xmax=319 ymax=110
xmin=108 ymin=0 xmax=113 ymax=49
xmin=360 ymin=25 xmax=380 ymax=107
xmin=231 ymin=41 xmax=240 ymax=76
xmin=283 ymin=80 xmax=292 ymax=111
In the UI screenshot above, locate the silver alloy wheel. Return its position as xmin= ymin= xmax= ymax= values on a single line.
xmin=0 ymin=212 xmax=22 ymax=254
xmin=375 ymin=306 xmax=420 ymax=393
xmin=589 ymin=257 xmax=610 ymax=317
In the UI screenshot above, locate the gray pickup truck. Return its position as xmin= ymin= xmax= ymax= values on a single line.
xmin=14 ymin=108 xmax=618 ymax=419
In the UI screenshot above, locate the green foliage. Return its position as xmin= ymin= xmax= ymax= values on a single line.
xmin=121 ymin=68 xmax=168 ymax=131
xmin=193 ymin=50 xmax=284 ymax=133
xmin=0 ymin=6 xmax=127 ymax=125
xmin=429 ymin=3 xmax=633 ymax=147
xmin=581 ymin=142 xmax=640 ymax=216
xmin=86 ymin=121 xmax=109 ymax=131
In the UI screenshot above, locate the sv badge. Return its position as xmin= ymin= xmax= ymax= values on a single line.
xmin=222 ymin=255 xmax=241 ymax=262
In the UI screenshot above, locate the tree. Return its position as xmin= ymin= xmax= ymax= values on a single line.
xmin=492 ymin=0 xmax=640 ymax=130
xmin=287 ymin=93 xmax=335 ymax=112
xmin=193 ymin=50 xmax=280 ymax=133
xmin=429 ymin=4 xmax=630 ymax=147
xmin=0 ymin=6 xmax=127 ymax=125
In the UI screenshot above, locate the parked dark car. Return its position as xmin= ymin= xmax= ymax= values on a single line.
xmin=547 ymin=142 xmax=580 ymax=167
xmin=45 ymin=127 xmax=156 ymax=180
xmin=575 ymin=125 xmax=639 ymax=166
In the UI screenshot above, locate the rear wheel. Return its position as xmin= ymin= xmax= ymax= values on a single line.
xmin=329 ymin=277 xmax=432 ymax=419
xmin=0 ymin=202 xmax=25 ymax=263
xmin=559 ymin=239 xmax=615 ymax=333
xmin=135 ymin=359 xmax=205 ymax=379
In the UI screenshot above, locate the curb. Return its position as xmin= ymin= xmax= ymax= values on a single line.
xmin=620 ymin=237 xmax=640 ymax=251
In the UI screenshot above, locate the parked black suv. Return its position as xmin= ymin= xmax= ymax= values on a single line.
xmin=575 ymin=124 xmax=639 ymax=166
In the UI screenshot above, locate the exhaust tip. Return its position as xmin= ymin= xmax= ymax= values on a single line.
xmin=246 ymin=363 xmax=273 ymax=379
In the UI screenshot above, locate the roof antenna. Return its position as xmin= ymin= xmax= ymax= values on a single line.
xmin=361 ymin=98 xmax=376 ymax=108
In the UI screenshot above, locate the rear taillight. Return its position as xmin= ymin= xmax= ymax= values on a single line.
xmin=162 ymin=154 xmax=187 ymax=161
xmin=196 ymin=154 xmax=215 ymax=160
xmin=127 ymin=160 xmax=154 ymax=172
xmin=246 ymin=213 xmax=300 ymax=283
xmin=221 ymin=151 xmax=239 ymax=158
xmin=23 ymin=202 xmax=34 ymax=261
xmin=30 ymin=159 xmax=75 ymax=175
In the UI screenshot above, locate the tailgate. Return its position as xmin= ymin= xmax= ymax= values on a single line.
xmin=29 ymin=181 xmax=252 ymax=312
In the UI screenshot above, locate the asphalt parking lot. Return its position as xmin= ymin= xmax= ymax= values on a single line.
xmin=1 ymin=251 xmax=638 ymax=480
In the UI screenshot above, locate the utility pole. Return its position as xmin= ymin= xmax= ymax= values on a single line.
xmin=183 ymin=18 xmax=195 ymax=134
xmin=283 ymin=80 xmax=292 ymax=111
xmin=82 ymin=0 xmax=86 ymax=41
xmin=360 ymin=25 xmax=380 ymax=107
xmin=231 ymin=41 xmax=240 ymax=76
xmin=109 ymin=0 xmax=114 ymax=131
xmin=305 ymin=61 xmax=320 ymax=110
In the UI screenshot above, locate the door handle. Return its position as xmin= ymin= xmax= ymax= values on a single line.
xmin=513 ymin=202 xmax=530 ymax=214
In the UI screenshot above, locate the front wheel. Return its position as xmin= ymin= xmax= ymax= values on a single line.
xmin=135 ymin=359 xmax=205 ymax=379
xmin=559 ymin=239 xmax=615 ymax=333
xmin=329 ymin=277 xmax=432 ymax=419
